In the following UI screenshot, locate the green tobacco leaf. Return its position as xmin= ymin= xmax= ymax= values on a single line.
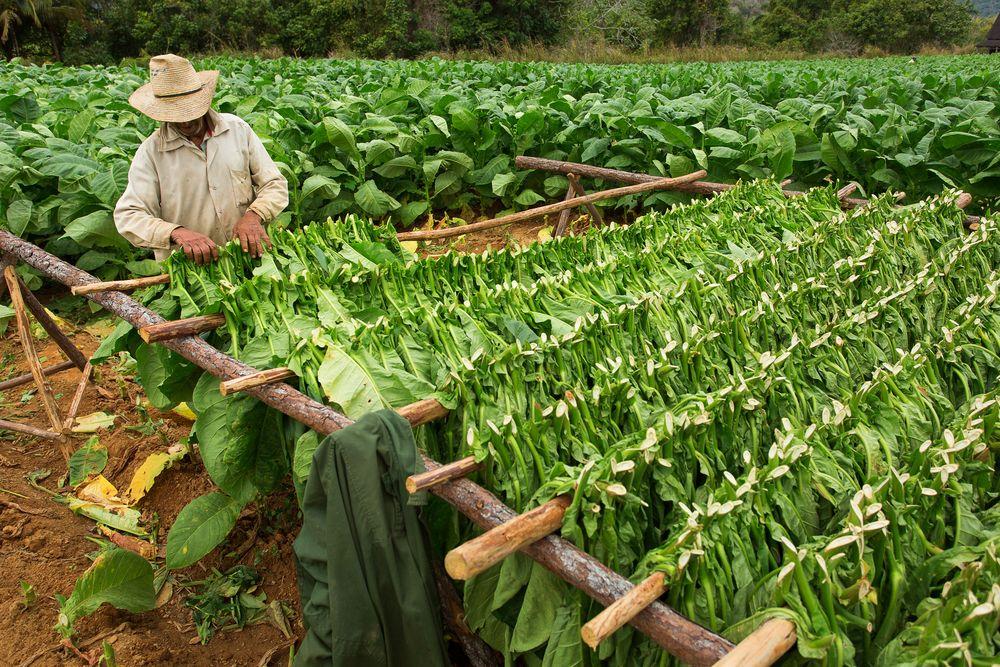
xmin=541 ymin=593 xmax=583 ymax=667
xmin=63 ymin=210 xmax=127 ymax=250
xmin=301 ymin=174 xmax=341 ymax=200
xmin=56 ymin=547 xmax=155 ymax=637
xmin=321 ymin=116 xmax=359 ymax=159
xmin=135 ymin=343 xmax=197 ymax=411
xmin=166 ymin=492 xmax=244 ymax=570
xmin=354 ymin=180 xmax=400 ymax=217
xmin=69 ymin=437 xmax=108 ymax=486
xmin=510 ymin=563 xmax=564 ymax=652
xmin=5 ymin=198 xmax=33 ymax=236
xmin=292 ymin=430 xmax=320 ymax=486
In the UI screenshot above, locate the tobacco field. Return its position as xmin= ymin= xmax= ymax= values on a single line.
xmin=88 ymin=178 xmax=1000 ymax=665
xmin=2 ymin=55 xmax=1000 ymax=282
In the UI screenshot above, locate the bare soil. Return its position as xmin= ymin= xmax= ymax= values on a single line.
xmin=0 ymin=324 xmax=301 ymax=667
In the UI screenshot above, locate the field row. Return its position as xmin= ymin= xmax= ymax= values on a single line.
xmin=1 ymin=55 xmax=999 ymax=282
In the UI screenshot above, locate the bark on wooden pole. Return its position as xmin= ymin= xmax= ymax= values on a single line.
xmin=71 ymin=274 xmax=170 ymax=295
xmin=581 ymin=571 xmax=668 ymax=649
xmin=407 ymin=455 xmax=480 ymax=494
xmin=397 ymin=171 xmax=707 ymax=242
xmin=138 ymin=313 xmax=226 ymax=343
xmin=0 ymin=418 xmax=63 ymax=441
xmin=219 ymin=367 xmax=295 ymax=396
xmin=0 ymin=231 xmax=734 ymax=666
xmin=445 ymin=495 xmax=571 ymax=580
xmin=712 ymin=618 xmax=796 ymax=667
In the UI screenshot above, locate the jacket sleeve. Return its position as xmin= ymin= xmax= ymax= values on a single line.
xmin=245 ymin=126 xmax=289 ymax=223
xmin=113 ymin=141 xmax=179 ymax=250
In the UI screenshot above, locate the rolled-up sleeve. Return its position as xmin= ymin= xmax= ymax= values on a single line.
xmin=113 ymin=141 xmax=179 ymax=249
xmin=245 ymin=127 xmax=289 ymax=223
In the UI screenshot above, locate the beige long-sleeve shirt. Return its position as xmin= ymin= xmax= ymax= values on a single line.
xmin=114 ymin=109 xmax=289 ymax=261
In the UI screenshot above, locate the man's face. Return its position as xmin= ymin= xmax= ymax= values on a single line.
xmin=175 ymin=115 xmax=206 ymax=138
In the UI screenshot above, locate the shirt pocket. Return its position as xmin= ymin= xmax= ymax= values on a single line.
xmin=230 ymin=168 xmax=253 ymax=208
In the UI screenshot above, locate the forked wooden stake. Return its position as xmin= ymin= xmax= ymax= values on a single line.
xmin=71 ymin=274 xmax=170 ymax=295
xmin=138 ymin=313 xmax=226 ymax=342
xmin=836 ymin=182 xmax=859 ymax=200
xmin=4 ymin=267 xmax=65 ymax=445
xmin=568 ymin=173 xmax=604 ymax=225
xmin=219 ymin=367 xmax=295 ymax=396
xmin=713 ymin=618 xmax=796 ymax=667
xmin=581 ymin=571 xmax=667 ymax=649
xmin=554 ymin=174 xmax=579 ymax=238
xmin=406 ymin=455 xmax=480 ymax=494
xmin=445 ymin=494 xmax=571 ymax=579
xmin=62 ymin=362 xmax=93 ymax=431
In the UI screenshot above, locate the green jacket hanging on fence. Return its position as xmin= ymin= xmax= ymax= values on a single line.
xmin=293 ymin=409 xmax=448 ymax=667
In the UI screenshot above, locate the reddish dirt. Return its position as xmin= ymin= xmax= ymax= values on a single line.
xmin=0 ymin=322 xmax=301 ymax=667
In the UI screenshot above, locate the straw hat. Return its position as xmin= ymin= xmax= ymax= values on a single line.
xmin=128 ymin=54 xmax=219 ymax=123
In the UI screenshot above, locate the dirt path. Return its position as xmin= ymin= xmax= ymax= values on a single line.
xmin=0 ymin=322 xmax=302 ymax=666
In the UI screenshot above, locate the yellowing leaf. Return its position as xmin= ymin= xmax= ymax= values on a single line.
xmin=71 ymin=411 xmax=116 ymax=433
xmin=172 ymin=402 xmax=196 ymax=420
xmin=537 ymin=226 xmax=553 ymax=243
xmin=123 ymin=443 xmax=190 ymax=505
xmin=400 ymin=240 xmax=419 ymax=253
xmin=77 ymin=475 xmax=122 ymax=505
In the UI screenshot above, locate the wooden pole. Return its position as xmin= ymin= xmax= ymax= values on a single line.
xmin=407 ymin=455 xmax=480 ymax=494
xmin=4 ymin=267 xmax=65 ymax=438
xmin=62 ymin=361 xmax=92 ymax=432
xmin=0 ymin=232 xmax=734 ymax=666
xmin=569 ymin=173 xmax=604 ymax=225
xmin=581 ymin=571 xmax=667 ymax=649
xmin=138 ymin=313 xmax=226 ymax=343
xmin=397 ymin=171 xmax=707 ymax=242
xmin=219 ymin=367 xmax=295 ymax=396
xmin=445 ymin=495 xmax=571 ymax=580
xmin=554 ymin=178 xmax=577 ymax=238
xmin=0 ymin=418 xmax=64 ymax=441
xmin=0 ymin=360 xmax=76 ymax=392
xmin=712 ymin=618 xmax=796 ymax=667
xmin=396 ymin=397 xmax=450 ymax=426
xmin=70 ymin=274 xmax=170 ymax=295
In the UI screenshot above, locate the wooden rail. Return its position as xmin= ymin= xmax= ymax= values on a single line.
xmin=71 ymin=274 xmax=170 ymax=295
xmin=0 ymin=229 xmax=733 ymax=666
xmin=397 ymin=170 xmax=707 ymax=242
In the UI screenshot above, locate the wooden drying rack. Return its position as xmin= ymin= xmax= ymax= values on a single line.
xmin=0 ymin=158 xmax=978 ymax=666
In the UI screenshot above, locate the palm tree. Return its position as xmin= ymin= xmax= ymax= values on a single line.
xmin=0 ymin=0 xmax=41 ymax=59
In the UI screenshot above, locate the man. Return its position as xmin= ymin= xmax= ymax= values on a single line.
xmin=115 ymin=54 xmax=288 ymax=264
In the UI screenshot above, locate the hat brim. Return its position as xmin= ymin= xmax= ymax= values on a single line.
xmin=128 ymin=70 xmax=219 ymax=123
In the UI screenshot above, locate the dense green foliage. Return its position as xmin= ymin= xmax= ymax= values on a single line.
xmin=2 ymin=55 xmax=998 ymax=282
xmin=109 ymin=179 xmax=1000 ymax=664
xmin=0 ymin=0 xmax=980 ymax=61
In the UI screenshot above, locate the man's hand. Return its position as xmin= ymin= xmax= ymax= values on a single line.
xmin=170 ymin=227 xmax=219 ymax=265
xmin=233 ymin=211 xmax=271 ymax=258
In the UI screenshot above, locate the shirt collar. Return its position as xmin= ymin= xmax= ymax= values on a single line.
xmin=157 ymin=108 xmax=230 ymax=152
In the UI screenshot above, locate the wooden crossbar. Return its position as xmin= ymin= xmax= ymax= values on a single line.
xmin=713 ymin=618 xmax=796 ymax=667
xmin=138 ymin=313 xmax=226 ymax=343
xmin=582 ymin=572 xmax=667 ymax=649
xmin=71 ymin=274 xmax=170 ymax=295
xmin=445 ymin=495 xmax=571 ymax=580
xmin=219 ymin=367 xmax=295 ymax=396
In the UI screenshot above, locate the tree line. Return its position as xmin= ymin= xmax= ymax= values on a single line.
xmin=0 ymin=0 xmax=986 ymax=63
